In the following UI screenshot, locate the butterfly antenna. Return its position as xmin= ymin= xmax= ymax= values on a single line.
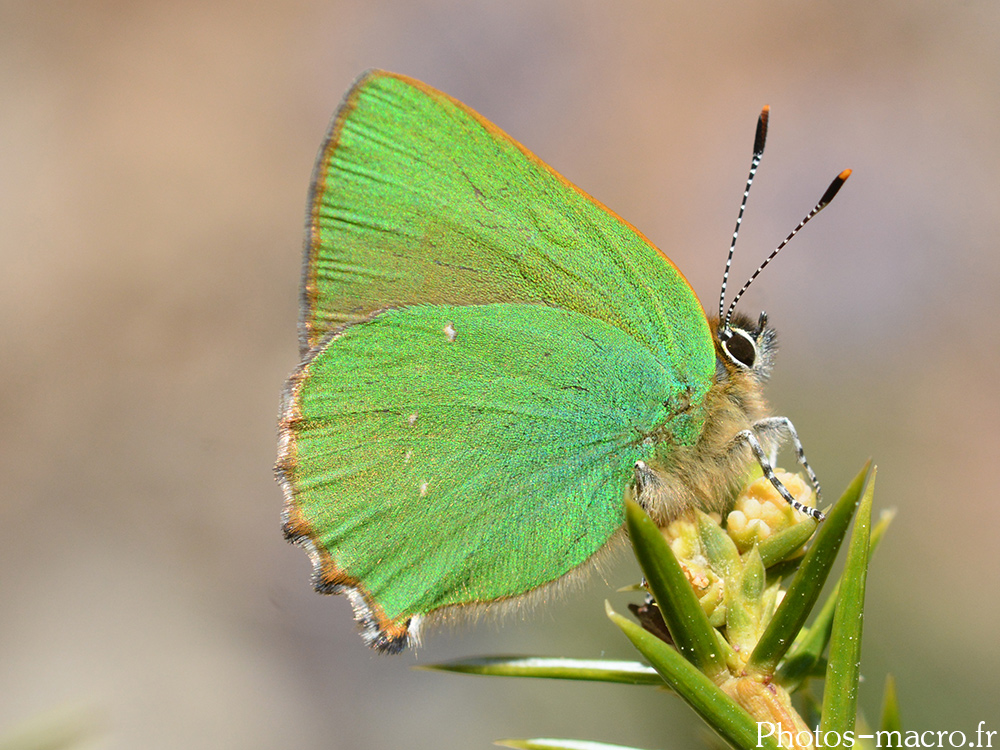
xmin=718 ymin=105 xmax=769 ymax=340
xmin=723 ymin=168 xmax=852 ymax=330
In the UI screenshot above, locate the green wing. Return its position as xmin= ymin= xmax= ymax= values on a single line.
xmin=300 ymin=71 xmax=712 ymax=386
xmin=279 ymin=303 xmax=698 ymax=652
xmin=284 ymin=71 xmax=719 ymax=651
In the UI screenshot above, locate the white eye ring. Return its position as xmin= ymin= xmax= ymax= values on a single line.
xmin=721 ymin=328 xmax=758 ymax=369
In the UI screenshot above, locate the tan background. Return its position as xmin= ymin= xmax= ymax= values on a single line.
xmin=3 ymin=2 xmax=998 ymax=748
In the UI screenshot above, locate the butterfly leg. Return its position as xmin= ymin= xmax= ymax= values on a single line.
xmin=750 ymin=416 xmax=823 ymax=501
xmin=733 ymin=419 xmax=825 ymax=521
xmin=631 ymin=460 xmax=661 ymax=510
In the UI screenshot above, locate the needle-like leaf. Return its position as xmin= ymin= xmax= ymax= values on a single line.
xmin=421 ymin=657 xmax=664 ymax=686
xmin=625 ymin=499 xmax=726 ymax=677
xmin=820 ymin=469 xmax=876 ymax=734
xmin=746 ymin=462 xmax=870 ymax=677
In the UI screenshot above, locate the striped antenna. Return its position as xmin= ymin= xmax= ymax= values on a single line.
xmin=723 ymin=168 xmax=852 ymax=331
xmin=718 ymin=105 xmax=769 ymax=340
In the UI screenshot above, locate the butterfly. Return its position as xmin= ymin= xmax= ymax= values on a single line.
xmin=276 ymin=70 xmax=849 ymax=653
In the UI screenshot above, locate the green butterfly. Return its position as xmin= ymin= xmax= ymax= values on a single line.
xmin=276 ymin=71 xmax=848 ymax=652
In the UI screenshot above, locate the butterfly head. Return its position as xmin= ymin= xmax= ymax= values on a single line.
xmin=714 ymin=310 xmax=776 ymax=383
xmin=703 ymin=310 xmax=777 ymax=434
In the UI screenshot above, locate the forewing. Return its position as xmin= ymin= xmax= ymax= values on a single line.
xmin=301 ymin=71 xmax=713 ymax=391
xmin=278 ymin=302 xmax=687 ymax=651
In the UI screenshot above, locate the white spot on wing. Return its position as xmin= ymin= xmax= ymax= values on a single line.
xmin=443 ymin=322 xmax=457 ymax=342
xmin=408 ymin=413 xmax=418 ymax=426
xmin=419 ymin=482 xmax=429 ymax=497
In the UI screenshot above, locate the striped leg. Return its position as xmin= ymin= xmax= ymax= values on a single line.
xmin=751 ymin=416 xmax=823 ymax=500
xmin=734 ymin=418 xmax=825 ymax=521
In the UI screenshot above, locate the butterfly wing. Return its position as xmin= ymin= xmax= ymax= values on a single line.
xmin=300 ymin=71 xmax=711 ymax=381
xmin=280 ymin=302 xmax=696 ymax=652
xmin=282 ymin=71 xmax=717 ymax=650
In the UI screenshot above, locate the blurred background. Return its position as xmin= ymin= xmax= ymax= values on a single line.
xmin=3 ymin=2 xmax=998 ymax=748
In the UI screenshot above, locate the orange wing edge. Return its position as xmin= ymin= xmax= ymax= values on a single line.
xmin=275 ymin=339 xmax=417 ymax=654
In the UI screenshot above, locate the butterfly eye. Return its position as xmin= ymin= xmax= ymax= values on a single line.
xmin=722 ymin=328 xmax=757 ymax=369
